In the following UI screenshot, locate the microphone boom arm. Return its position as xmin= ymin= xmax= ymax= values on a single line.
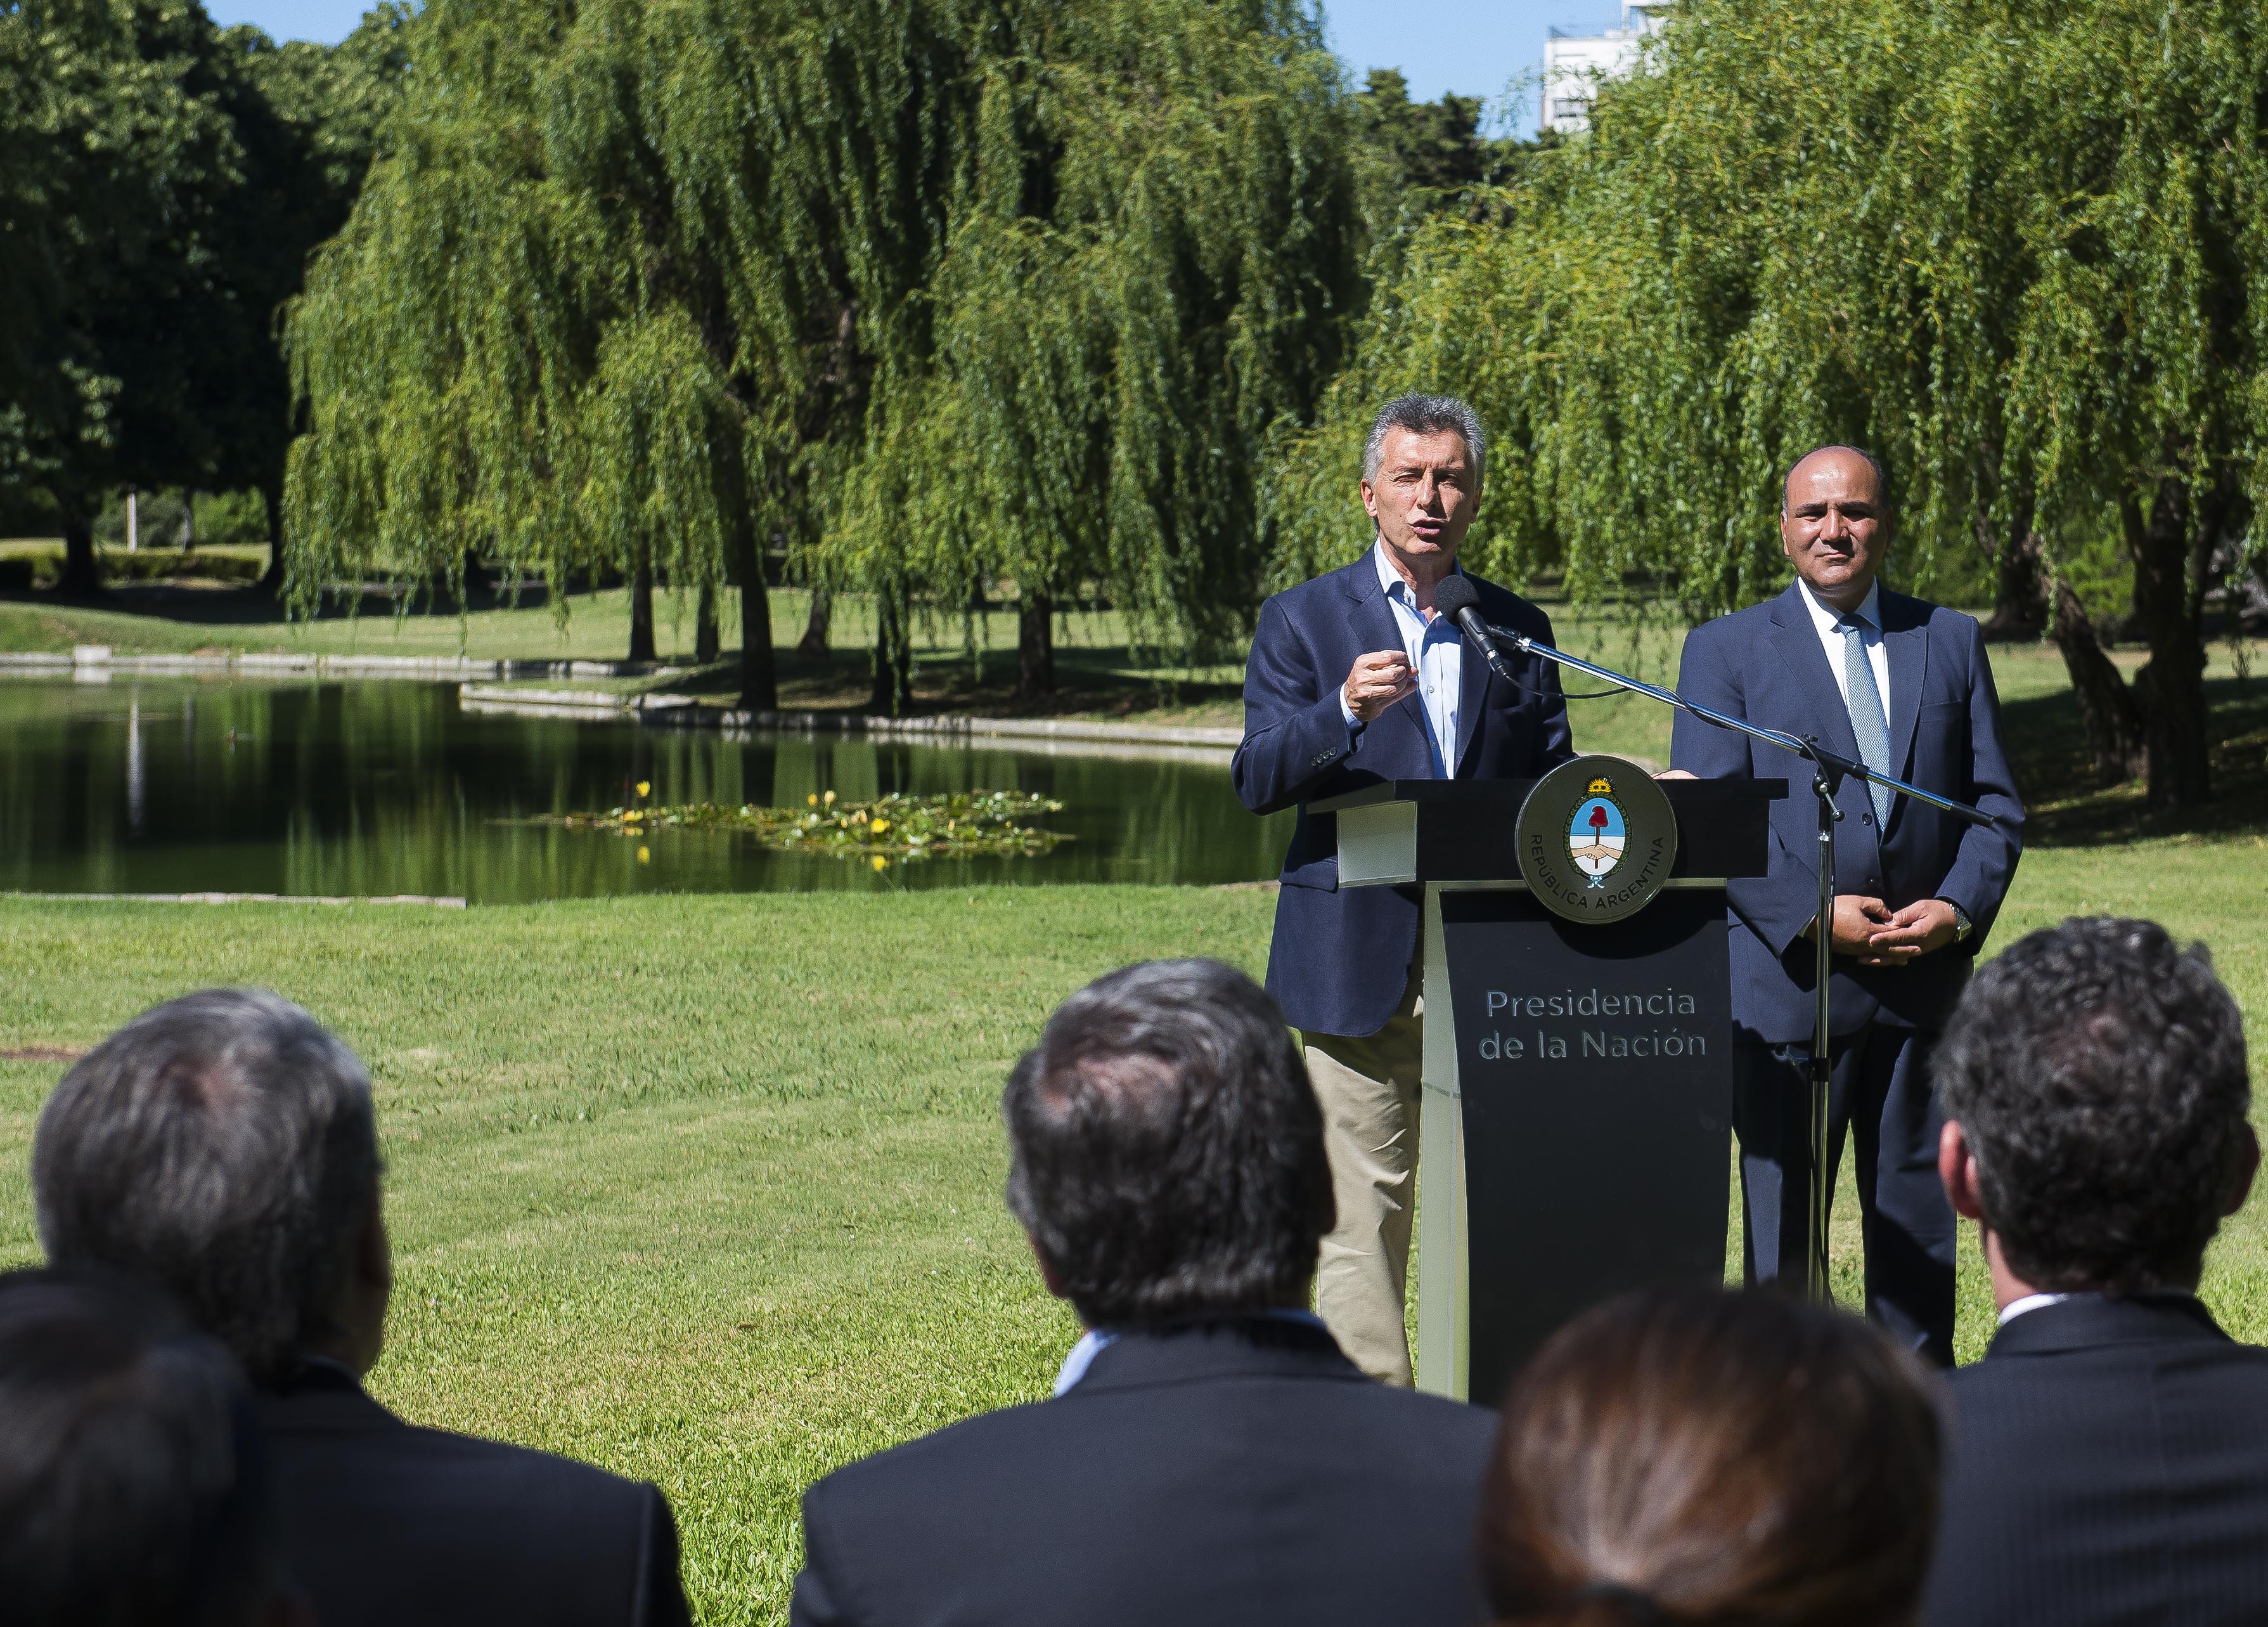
xmin=1478 ymin=621 xmax=1994 ymax=828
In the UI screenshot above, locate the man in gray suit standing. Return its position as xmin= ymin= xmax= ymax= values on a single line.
xmin=1669 ymin=445 xmax=2023 ymax=1365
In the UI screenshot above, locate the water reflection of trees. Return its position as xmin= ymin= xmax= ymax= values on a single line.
xmin=0 ymin=679 xmax=1294 ymax=900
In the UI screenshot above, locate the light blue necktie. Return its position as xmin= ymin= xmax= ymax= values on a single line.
xmin=1836 ymin=613 xmax=1893 ymax=828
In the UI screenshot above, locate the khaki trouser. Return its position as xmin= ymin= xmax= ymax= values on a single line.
xmin=1302 ymin=963 xmax=1425 ymax=1387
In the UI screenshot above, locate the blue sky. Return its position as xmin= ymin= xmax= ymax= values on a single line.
xmin=209 ymin=0 xmax=1627 ymax=133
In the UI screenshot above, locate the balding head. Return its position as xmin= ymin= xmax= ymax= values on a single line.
xmin=1779 ymin=444 xmax=1891 ymax=612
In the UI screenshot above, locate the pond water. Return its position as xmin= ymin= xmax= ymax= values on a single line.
xmin=0 ymin=677 xmax=1292 ymax=902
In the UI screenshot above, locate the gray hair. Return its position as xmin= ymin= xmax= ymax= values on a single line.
xmin=1002 ymin=959 xmax=1333 ymax=1327
xmin=32 ymin=989 xmax=380 ymax=1384
xmin=1362 ymin=393 xmax=1487 ymax=487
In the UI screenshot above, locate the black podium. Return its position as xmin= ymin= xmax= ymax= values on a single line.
xmin=1313 ymin=760 xmax=1782 ymax=1406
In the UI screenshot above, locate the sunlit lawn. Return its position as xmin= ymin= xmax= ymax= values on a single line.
xmin=3 ymin=572 xmax=2267 ymax=1621
xmin=1 ymin=833 xmax=2265 ymax=1623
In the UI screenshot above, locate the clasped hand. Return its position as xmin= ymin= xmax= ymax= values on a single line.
xmin=1343 ymin=651 xmax=1417 ymax=724
xmin=1815 ymin=896 xmax=1958 ymax=966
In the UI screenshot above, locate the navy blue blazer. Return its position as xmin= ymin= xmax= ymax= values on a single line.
xmin=790 ymin=1318 xmax=1497 ymax=1627
xmin=1669 ymin=582 xmax=2023 ymax=1042
xmin=1233 ymin=555 xmax=1573 ymax=1037
xmin=261 ymin=1363 xmax=690 ymax=1627
xmin=1924 ymin=1295 xmax=2268 ymax=1627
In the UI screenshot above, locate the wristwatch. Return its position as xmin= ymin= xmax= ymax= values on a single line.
xmin=1939 ymin=898 xmax=1973 ymax=943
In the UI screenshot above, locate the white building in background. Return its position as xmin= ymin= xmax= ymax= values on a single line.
xmin=1541 ymin=3 xmax=1670 ymax=134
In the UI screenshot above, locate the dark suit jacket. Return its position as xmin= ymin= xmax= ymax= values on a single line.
xmin=1668 ymin=583 xmax=2023 ymax=1041
xmin=1925 ymin=1295 xmax=2268 ymax=1627
xmin=262 ymin=1362 xmax=691 ymax=1627
xmin=789 ymin=1318 xmax=1499 ymax=1627
xmin=1233 ymin=555 xmax=1575 ymax=1036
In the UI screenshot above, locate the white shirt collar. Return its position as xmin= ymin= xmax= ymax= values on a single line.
xmin=1372 ymin=539 xmax=1459 ymax=607
xmin=1997 ymin=1291 xmax=2075 ymax=1326
xmin=1797 ymin=576 xmax=1881 ymax=635
xmin=1051 ymin=1309 xmax=1332 ymax=1396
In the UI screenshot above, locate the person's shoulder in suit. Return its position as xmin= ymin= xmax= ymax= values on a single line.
xmin=1260 ymin=555 xmax=1371 ymax=621
xmin=263 ymin=1363 xmax=690 ymax=1627
xmin=1679 ymin=591 xmax=1785 ymax=661
xmin=1878 ymin=586 xmax=1985 ymax=645
xmin=792 ymin=1321 xmax=1497 ymax=1627
xmin=1926 ymin=1297 xmax=2268 ymax=1627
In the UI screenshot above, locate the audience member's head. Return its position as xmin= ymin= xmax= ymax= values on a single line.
xmin=1003 ymin=958 xmax=1333 ymax=1328
xmin=1478 ymin=1285 xmax=1942 ymax=1627
xmin=33 ymin=988 xmax=391 ymax=1385
xmin=1936 ymin=916 xmax=2257 ymax=1295
xmin=0 ymin=1268 xmax=301 ymax=1627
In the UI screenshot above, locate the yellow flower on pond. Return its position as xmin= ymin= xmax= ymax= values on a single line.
xmin=808 ymin=793 xmax=818 ymax=807
xmin=637 ymin=845 xmax=650 ymax=864
xmin=870 ymin=855 xmax=888 ymax=871
xmin=823 ymin=789 xmax=837 ymax=805
xmin=870 ymin=819 xmax=890 ymax=834
xmin=622 ymin=808 xmax=643 ymax=822
xmin=635 ymin=781 xmax=650 ymax=797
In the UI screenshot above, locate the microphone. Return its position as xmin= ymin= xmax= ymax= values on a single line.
xmin=1430 ymin=575 xmax=1519 ymax=684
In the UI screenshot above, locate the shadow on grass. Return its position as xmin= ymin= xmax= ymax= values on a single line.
xmin=672 ymin=641 xmax=1246 ymax=721
xmin=2006 ymin=671 xmax=2268 ymax=847
xmin=0 ymin=580 xmax=557 ymax=626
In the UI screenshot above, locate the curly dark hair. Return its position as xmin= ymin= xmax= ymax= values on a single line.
xmin=1002 ymin=959 xmax=1334 ymax=1327
xmin=1935 ymin=916 xmax=2252 ymax=1293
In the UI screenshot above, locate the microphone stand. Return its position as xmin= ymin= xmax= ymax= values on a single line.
xmin=1474 ymin=618 xmax=1997 ymax=1304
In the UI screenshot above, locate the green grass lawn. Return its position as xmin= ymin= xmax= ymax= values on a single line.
xmin=1 ymin=845 xmax=2265 ymax=1623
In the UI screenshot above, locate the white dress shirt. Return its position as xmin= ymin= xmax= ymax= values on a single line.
xmin=1997 ymin=1291 xmax=2076 ymax=1326
xmin=1796 ymin=578 xmax=1891 ymax=714
xmin=1051 ymin=1310 xmax=1332 ymax=1396
xmin=1337 ymin=541 xmax=1464 ymax=777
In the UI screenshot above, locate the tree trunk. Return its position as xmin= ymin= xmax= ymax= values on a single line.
xmin=2122 ymin=483 xmax=2215 ymax=808
xmin=796 ymin=586 xmax=831 ymax=658
xmin=870 ymin=585 xmax=913 ymax=717
xmin=181 ymin=488 xmax=197 ymax=549
xmin=55 ymin=490 xmax=101 ymax=597
xmin=257 ymin=479 xmax=287 ymax=597
xmin=2048 ymin=573 xmax=2144 ymax=783
xmin=695 ymin=582 xmax=720 ymax=664
xmin=628 ymin=562 xmax=657 ymax=663
xmin=732 ymin=512 xmax=776 ymax=712
xmin=1016 ymin=587 xmax=1055 ymax=701
xmin=1975 ymin=509 xmax=2046 ymax=642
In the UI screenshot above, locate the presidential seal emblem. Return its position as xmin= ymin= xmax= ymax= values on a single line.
xmin=1514 ymin=755 xmax=1679 ymax=924
xmin=1568 ymin=775 xmax=1627 ymax=888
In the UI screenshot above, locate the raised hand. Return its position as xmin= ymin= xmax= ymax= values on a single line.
xmin=1343 ymin=651 xmax=1417 ymax=724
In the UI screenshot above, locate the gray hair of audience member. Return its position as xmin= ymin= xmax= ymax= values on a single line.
xmin=1479 ymin=1285 xmax=1942 ymax=1627
xmin=0 ymin=1267 xmax=280 ymax=1627
xmin=1002 ymin=958 xmax=1334 ymax=1327
xmin=1935 ymin=916 xmax=2253 ymax=1293
xmin=1362 ymin=392 xmax=1488 ymax=487
xmin=32 ymin=988 xmax=380 ymax=1384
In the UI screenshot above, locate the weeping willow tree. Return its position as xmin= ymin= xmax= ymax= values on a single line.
xmin=854 ymin=0 xmax=1362 ymax=701
xmin=285 ymin=0 xmax=1361 ymax=710
xmin=286 ymin=0 xmax=983 ymax=699
xmin=1267 ymin=0 xmax=2268 ymax=808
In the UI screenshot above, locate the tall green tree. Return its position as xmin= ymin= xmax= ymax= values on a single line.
xmin=1 ymin=0 xmax=244 ymax=593
xmin=1267 ymin=0 xmax=2268 ymax=809
xmin=283 ymin=0 xmax=1363 ymax=708
xmin=0 ymin=0 xmax=404 ymax=595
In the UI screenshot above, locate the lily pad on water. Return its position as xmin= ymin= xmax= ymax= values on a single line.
xmin=536 ymin=789 xmax=1070 ymax=860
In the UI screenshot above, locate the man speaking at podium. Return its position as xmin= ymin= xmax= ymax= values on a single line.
xmin=1232 ymin=394 xmax=1573 ymax=1385
xmin=1670 ymin=445 xmax=2023 ymax=1367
